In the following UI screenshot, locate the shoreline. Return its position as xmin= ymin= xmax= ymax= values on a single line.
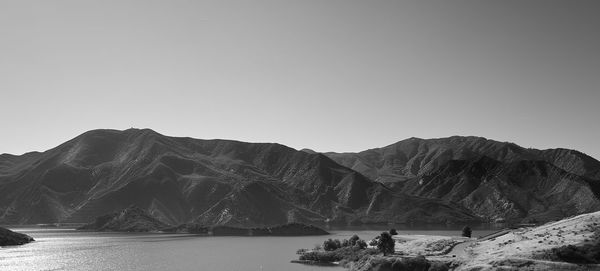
xmin=294 ymin=212 xmax=600 ymax=270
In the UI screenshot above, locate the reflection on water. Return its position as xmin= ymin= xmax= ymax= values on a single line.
xmin=0 ymin=226 xmax=501 ymax=271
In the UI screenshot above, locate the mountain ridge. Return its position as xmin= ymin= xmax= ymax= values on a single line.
xmin=1 ymin=128 xmax=598 ymax=226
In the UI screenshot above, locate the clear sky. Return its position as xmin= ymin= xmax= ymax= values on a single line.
xmin=1 ymin=0 xmax=599 ymax=159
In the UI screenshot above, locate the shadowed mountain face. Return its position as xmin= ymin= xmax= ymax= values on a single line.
xmin=77 ymin=205 xmax=169 ymax=232
xmin=0 ymin=130 xmax=598 ymax=226
xmin=326 ymin=137 xmax=600 ymax=223
xmin=0 ymin=129 xmax=476 ymax=226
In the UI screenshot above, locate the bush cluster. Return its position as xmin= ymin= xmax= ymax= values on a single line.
xmin=377 ymin=232 xmax=395 ymax=256
xmin=369 ymin=236 xmax=380 ymax=246
xmin=323 ymin=238 xmax=342 ymax=251
xmin=323 ymin=234 xmax=367 ymax=251
xmin=299 ymin=246 xmax=379 ymax=263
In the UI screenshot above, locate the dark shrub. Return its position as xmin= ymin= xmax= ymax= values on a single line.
xmin=461 ymin=226 xmax=472 ymax=238
xmin=334 ymin=239 xmax=342 ymax=249
xmin=342 ymin=239 xmax=350 ymax=247
xmin=377 ymin=232 xmax=395 ymax=256
xmin=324 ymin=238 xmax=339 ymax=251
xmin=355 ymin=239 xmax=368 ymax=249
xmin=550 ymin=243 xmax=600 ymax=264
xmin=390 ymin=228 xmax=398 ymax=235
xmin=369 ymin=236 xmax=380 ymax=246
xmin=350 ymin=234 xmax=360 ymax=246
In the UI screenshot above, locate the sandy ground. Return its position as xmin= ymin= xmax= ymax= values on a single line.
xmin=457 ymin=211 xmax=600 ymax=270
xmin=391 ymin=211 xmax=600 ymax=270
xmin=392 ymin=234 xmax=469 ymax=256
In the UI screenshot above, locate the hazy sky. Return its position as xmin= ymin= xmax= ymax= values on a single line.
xmin=1 ymin=0 xmax=599 ymax=159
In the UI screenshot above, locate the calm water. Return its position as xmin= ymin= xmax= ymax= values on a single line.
xmin=0 ymin=227 xmax=499 ymax=271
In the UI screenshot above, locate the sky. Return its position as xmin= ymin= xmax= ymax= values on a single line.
xmin=1 ymin=0 xmax=599 ymax=159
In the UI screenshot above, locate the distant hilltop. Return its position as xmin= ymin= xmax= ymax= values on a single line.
xmin=1 ymin=128 xmax=599 ymax=227
xmin=77 ymin=205 xmax=329 ymax=236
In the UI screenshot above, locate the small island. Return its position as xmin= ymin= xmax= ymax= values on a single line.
xmin=161 ymin=223 xmax=329 ymax=236
xmin=0 ymin=227 xmax=35 ymax=246
xmin=77 ymin=205 xmax=170 ymax=232
xmin=78 ymin=206 xmax=329 ymax=236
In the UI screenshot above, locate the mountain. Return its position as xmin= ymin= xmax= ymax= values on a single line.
xmin=325 ymin=136 xmax=600 ymax=222
xmin=0 ymin=129 xmax=476 ymax=226
xmin=1 ymin=130 xmax=598 ymax=226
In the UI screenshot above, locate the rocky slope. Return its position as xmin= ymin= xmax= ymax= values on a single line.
xmin=78 ymin=205 xmax=170 ymax=232
xmin=0 ymin=129 xmax=599 ymax=226
xmin=0 ymin=227 xmax=34 ymax=246
xmin=456 ymin=211 xmax=600 ymax=270
xmin=0 ymin=129 xmax=476 ymax=226
xmin=326 ymin=137 xmax=600 ymax=223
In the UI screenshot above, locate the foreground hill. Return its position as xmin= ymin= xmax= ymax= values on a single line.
xmin=0 ymin=129 xmax=476 ymax=226
xmin=349 ymin=211 xmax=600 ymax=271
xmin=456 ymin=211 xmax=600 ymax=270
xmin=0 ymin=129 xmax=598 ymax=226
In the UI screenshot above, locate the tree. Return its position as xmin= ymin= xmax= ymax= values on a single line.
xmin=389 ymin=228 xmax=398 ymax=235
xmin=462 ymin=226 xmax=472 ymax=238
xmin=342 ymin=239 xmax=350 ymax=247
xmin=355 ymin=239 xmax=368 ymax=249
xmin=323 ymin=238 xmax=339 ymax=251
xmin=369 ymin=236 xmax=380 ymax=246
xmin=334 ymin=239 xmax=342 ymax=249
xmin=377 ymin=231 xmax=395 ymax=256
xmin=349 ymin=234 xmax=360 ymax=246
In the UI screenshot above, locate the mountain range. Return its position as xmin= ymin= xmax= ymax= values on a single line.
xmin=1 ymin=129 xmax=599 ymax=227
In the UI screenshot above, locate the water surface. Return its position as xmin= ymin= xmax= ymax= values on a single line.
xmin=0 ymin=227 xmax=499 ymax=271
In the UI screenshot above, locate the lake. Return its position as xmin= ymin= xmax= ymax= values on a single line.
xmin=0 ymin=226 xmax=500 ymax=271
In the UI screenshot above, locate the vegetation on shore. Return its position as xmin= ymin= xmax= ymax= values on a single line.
xmin=299 ymin=246 xmax=380 ymax=265
xmin=294 ymin=229 xmax=450 ymax=270
xmin=296 ymin=234 xmax=378 ymax=266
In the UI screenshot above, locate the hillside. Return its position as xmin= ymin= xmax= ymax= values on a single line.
xmin=353 ymin=211 xmax=600 ymax=271
xmin=457 ymin=211 xmax=600 ymax=270
xmin=0 ymin=129 xmax=599 ymax=226
xmin=326 ymin=137 xmax=600 ymax=223
xmin=0 ymin=129 xmax=476 ymax=226
xmin=0 ymin=227 xmax=34 ymax=246
xmin=77 ymin=205 xmax=170 ymax=232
